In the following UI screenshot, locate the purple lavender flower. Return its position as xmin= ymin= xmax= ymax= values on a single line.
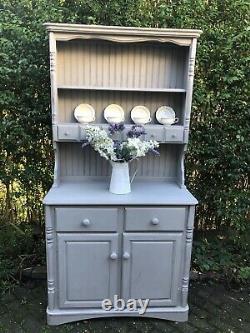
xmin=108 ymin=123 xmax=125 ymax=135
xmin=149 ymin=147 xmax=160 ymax=156
xmin=81 ymin=140 xmax=90 ymax=148
xmin=113 ymin=140 xmax=121 ymax=149
xmin=127 ymin=125 xmax=146 ymax=138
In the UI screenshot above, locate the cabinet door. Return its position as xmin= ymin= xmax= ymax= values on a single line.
xmin=58 ymin=233 xmax=118 ymax=308
xmin=122 ymin=233 xmax=183 ymax=307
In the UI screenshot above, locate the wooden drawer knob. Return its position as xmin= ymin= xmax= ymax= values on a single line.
xmin=123 ymin=252 xmax=130 ymax=260
xmin=151 ymin=217 xmax=159 ymax=225
xmin=81 ymin=218 xmax=90 ymax=226
xmin=110 ymin=252 xmax=118 ymax=260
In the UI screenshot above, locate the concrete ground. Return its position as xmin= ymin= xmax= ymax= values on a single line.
xmin=0 ymin=281 xmax=249 ymax=333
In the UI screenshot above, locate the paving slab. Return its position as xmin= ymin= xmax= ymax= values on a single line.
xmin=0 ymin=281 xmax=249 ymax=333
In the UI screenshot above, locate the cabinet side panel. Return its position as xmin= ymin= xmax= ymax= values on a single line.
xmin=45 ymin=206 xmax=56 ymax=310
xmin=184 ymin=39 xmax=197 ymax=132
xmin=181 ymin=206 xmax=195 ymax=306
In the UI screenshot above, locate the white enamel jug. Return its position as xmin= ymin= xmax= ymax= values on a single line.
xmin=109 ymin=161 xmax=131 ymax=194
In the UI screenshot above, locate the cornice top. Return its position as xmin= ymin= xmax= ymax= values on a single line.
xmin=44 ymin=23 xmax=202 ymax=39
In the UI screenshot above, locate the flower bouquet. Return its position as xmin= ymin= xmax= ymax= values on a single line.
xmin=82 ymin=124 xmax=159 ymax=194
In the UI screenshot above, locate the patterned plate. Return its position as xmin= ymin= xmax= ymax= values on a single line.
xmin=74 ymin=104 xmax=95 ymax=123
xmin=104 ymin=104 xmax=125 ymax=124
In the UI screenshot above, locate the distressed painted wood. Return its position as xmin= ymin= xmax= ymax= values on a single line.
xmin=44 ymin=23 xmax=201 ymax=325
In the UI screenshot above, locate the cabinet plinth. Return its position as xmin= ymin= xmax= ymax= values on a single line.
xmin=44 ymin=23 xmax=201 ymax=325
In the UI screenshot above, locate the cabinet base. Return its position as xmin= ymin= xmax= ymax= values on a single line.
xmin=47 ymin=306 xmax=189 ymax=325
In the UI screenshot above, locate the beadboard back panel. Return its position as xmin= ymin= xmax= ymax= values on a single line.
xmin=58 ymin=90 xmax=185 ymax=124
xmin=59 ymin=143 xmax=178 ymax=180
xmin=57 ymin=40 xmax=188 ymax=90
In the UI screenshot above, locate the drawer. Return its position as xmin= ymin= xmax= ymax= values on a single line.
xmin=55 ymin=208 xmax=118 ymax=232
xmin=145 ymin=127 xmax=165 ymax=142
xmin=164 ymin=127 xmax=184 ymax=142
xmin=125 ymin=207 xmax=186 ymax=231
xmin=57 ymin=125 xmax=79 ymax=141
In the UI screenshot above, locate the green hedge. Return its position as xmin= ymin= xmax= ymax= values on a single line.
xmin=0 ymin=0 xmax=249 ymax=281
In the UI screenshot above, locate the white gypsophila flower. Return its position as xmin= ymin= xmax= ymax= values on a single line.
xmin=85 ymin=126 xmax=117 ymax=161
xmin=122 ymin=138 xmax=159 ymax=160
xmin=84 ymin=126 xmax=159 ymax=162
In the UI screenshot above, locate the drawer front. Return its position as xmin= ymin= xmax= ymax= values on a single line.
xmin=145 ymin=127 xmax=165 ymax=142
xmin=57 ymin=125 xmax=79 ymax=141
xmin=125 ymin=207 xmax=186 ymax=231
xmin=165 ymin=128 xmax=183 ymax=142
xmin=56 ymin=208 xmax=118 ymax=232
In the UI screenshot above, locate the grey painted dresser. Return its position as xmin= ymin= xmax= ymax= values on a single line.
xmin=43 ymin=23 xmax=202 ymax=325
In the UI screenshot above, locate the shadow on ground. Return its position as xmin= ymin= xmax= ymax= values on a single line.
xmin=0 ymin=281 xmax=249 ymax=333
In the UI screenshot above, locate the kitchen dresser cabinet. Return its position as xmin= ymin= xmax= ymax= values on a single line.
xmin=43 ymin=23 xmax=201 ymax=325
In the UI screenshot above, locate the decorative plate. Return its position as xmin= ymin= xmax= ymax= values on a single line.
xmin=131 ymin=106 xmax=151 ymax=125
xmin=156 ymin=106 xmax=177 ymax=125
xmin=74 ymin=104 xmax=95 ymax=124
xmin=104 ymin=104 xmax=125 ymax=124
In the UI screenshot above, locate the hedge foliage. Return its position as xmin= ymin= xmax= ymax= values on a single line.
xmin=0 ymin=0 xmax=249 ymax=280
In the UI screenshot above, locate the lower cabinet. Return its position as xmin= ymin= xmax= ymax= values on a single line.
xmin=57 ymin=233 xmax=119 ymax=308
xmin=57 ymin=231 xmax=183 ymax=308
xmin=47 ymin=205 xmax=195 ymax=324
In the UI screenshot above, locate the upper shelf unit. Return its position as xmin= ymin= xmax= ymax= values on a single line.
xmin=45 ymin=23 xmax=202 ymax=135
xmin=56 ymin=40 xmax=189 ymax=91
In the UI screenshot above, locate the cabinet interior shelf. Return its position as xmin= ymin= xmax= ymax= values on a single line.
xmin=57 ymin=85 xmax=186 ymax=93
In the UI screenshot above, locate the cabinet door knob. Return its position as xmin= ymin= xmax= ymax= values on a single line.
xmin=110 ymin=252 xmax=118 ymax=260
xmin=81 ymin=218 xmax=90 ymax=226
xmin=64 ymin=132 xmax=69 ymax=136
xmin=123 ymin=252 xmax=130 ymax=260
xmin=151 ymin=217 xmax=159 ymax=225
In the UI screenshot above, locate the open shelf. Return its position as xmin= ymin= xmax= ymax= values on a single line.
xmin=57 ymin=39 xmax=188 ymax=92
xmin=57 ymin=89 xmax=185 ymax=123
xmin=57 ymin=86 xmax=186 ymax=93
